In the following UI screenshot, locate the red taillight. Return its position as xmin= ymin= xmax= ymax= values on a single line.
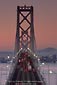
xmin=28 ymin=65 xmax=32 ymax=71
xmin=19 ymin=59 xmax=21 ymax=63
xmin=21 ymin=58 xmax=24 ymax=62
xmin=33 ymin=68 xmax=36 ymax=72
xmin=24 ymin=68 xmax=28 ymax=72
xmin=20 ymin=52 xmax=28 ymax=58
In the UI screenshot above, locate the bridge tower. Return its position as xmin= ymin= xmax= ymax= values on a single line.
xmin=6 ymin=5 xmax=46 ymax=85
xmin=15 ymin=5 xmax=35 ymax=53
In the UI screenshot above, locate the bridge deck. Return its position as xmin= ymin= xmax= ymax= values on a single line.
xmin=6 ymin=49 xmax=46 ymax=85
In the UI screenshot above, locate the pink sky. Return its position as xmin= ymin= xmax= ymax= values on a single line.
xmin=0 ymin=0 xmax=57 ymax=51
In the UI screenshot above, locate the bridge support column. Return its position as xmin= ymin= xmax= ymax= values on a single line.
xmin=15 ymin=5 xmax=35 ymax=53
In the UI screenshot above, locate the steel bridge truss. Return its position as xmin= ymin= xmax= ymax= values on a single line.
xmin=15 ymin=5 xmax=35 ymax=53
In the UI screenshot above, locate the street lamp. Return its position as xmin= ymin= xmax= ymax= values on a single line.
xmin=42 ymin=63 xmax=45 ymax=65
xmin=7 ymin=55 xmax=10 ymax=59
xmin=49 ymin=70 xmax=53 ymax=74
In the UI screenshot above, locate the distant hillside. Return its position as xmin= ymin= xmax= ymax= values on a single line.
xmin=0 ymin=51 xmax=14 ymax=58
xmin=0 ymin=51 xmax=14 ymax=63
xmin=37 ymin=47 xmax=57 ymax=56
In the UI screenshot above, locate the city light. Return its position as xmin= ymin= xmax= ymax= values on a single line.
xmin=7 ymin=65 xmax=9 ymax=68
xmin=34 ymin=54 xmax=36 ymax=56
xmin=49 ymin=70 xmax=53 ymax=74
xmin=42 ymin=63 xmax=45 ymax=65
xmin=38 ymin=58 xmax=40 ymax=61
xmin=13 ymin=57 xmax=15 ymax=59
xmin=27 ymin=48 xmax=30 ymax=50
xmin=20 ymin=48 xmax=22 ymax=50
xmin=7 ymin=55 xmax=10 ymax=59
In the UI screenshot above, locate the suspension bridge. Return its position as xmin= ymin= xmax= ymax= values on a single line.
xmin=6 ymin=5 xmax=46 ymax=85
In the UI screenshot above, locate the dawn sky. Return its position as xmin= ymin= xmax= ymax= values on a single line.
xmin=0 ymin=0 xmax=57 ymax=51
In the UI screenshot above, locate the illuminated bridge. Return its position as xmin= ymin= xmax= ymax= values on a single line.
xmin=6 ymin=5 xmax=46 ymax=85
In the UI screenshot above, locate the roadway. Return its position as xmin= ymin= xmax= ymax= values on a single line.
xmin=6 ymin=49 xmax=45 ymax=85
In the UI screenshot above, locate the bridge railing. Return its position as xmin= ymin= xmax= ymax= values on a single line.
xmin=6 ymin=80 xmax=44 ymax=85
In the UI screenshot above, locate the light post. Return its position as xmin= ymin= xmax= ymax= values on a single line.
xmin=52 ymin=71 xmax=57 ymax=85
xmin=37 ymin=58 xmax=41 ymax=71
xmin=48 ymin=70 xmax=57 ymax=85
xmin=6 ymin=65 xmax=9 ymax=79
xmin=41 ymin=63 xmax=45 ymax=76
xmin=47 ymin=63 xmax=50 ymax=85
